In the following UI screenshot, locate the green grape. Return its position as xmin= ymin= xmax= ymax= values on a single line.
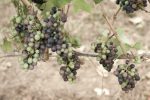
xmin=15 ymin=16 xmax=22 ymax=24
xmin=28 ymin=58 xmax=33 ymax=64
xmin=23 ymin=63 xmax=29 ymax=69
xmin=34 ymin=34 xmax=41 ymax=41
xmin=33 ymin=58 xmax=38 ymax=63
xmin=27 ymin=46 xmax=32 ymax=52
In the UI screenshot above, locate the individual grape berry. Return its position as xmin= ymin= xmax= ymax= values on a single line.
xmin=23 ymin=63 xmax=29 ymax=69
xmin=114 ymin=60 xmax=140 ymax=92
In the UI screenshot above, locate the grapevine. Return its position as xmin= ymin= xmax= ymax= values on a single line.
xmin=0 ymin=0 xmax=149 ymax=93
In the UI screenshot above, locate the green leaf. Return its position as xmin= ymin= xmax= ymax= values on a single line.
xmin=133 ymin=42 xmax=142 ymax=50
xmin=116 ymin=28 xmax=142 ymax=50
xmin=72 ymin=0 xmax=92 ymax=13
xmin=116 ymin=28 xmax=131 ymax=45
xmin=93 ymin=0 xmax=103 ymax=4
xmin=0 ymin=38 xmax=13 ymax=52
xmin=115 ymin=42 xmax=131 ymax=57
xmin=70 ymin=37 xmax=81 ymax=48
xmin=116 ymin=46 xmax=122 ymax=57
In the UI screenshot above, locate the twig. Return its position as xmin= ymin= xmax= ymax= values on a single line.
xmin=112 ymin=7 xmax=121 ymax=24
xmin=1 ymin=52 xmax=150 ymax=60
xmin=75 ymin=51 xmax=98 ymax=57
xmin=0 ymin=53 xmax=22 ymax=58
xmin=66 ymin=3 xmax=70 ymax=15
xmin=102 ymin=13 xmax=126 ymax=54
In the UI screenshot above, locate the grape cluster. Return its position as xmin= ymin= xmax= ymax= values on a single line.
xmin=116 ymin=0 xmax=148 ymax=13
xmin=13 ymin=6 xmax=81 ymax=81
xmin=94 ymin=42 xmax=118 ymax=72
xmin=42 ymin=7 xmax=81 ymax=81
xmin=13 ymin=15 xmax=44 ymax=69
xmin=59 ymin=53 xmax=81 ymax=81
xmin=114 ymin=60 xmax=140 ymax=92
xmin=42 ymin=7 xmax=66 ymax=51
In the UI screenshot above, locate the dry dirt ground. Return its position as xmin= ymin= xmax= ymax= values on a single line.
xmin=0 ymin=0 xmax=150 ymax=100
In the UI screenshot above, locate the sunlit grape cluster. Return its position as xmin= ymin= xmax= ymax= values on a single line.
xmin=94 ymin=41 xmax=118 ymax=72
xmin=114 ymin=60 xmax=140 ymax=92
xmin=116 ymin=0 xmax=148 ymax=13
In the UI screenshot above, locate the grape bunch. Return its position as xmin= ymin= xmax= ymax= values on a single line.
xmin=42 ymin=7 xmax=66 ymax=51
xmin=59 ymin=52 xmax=81 ymax=81
xmin=116 ymin=0 xmax=148 ymax=13
xmin=13 ymin=15 xmax=44 ymax=69
xmin=12 ymin=6 xmax=81 ymax=81
xmin=114 ymin=60 xmax=140 ymax=92
xmin=43 ymin=7 xmax=81 ymax=81
xmin=94 ymin=41 xmax=118 ymax=72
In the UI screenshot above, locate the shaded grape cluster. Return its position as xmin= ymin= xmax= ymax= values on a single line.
xmin=114 ymin=60 xmax=140 ymax=92
xmin=94 ymin=42 xmax=118 ymax=72
xmin=116 ymin=0 xmax=148 ymax=13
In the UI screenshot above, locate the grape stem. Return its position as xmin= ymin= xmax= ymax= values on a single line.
xmin=112 ymin=7 xmax=121 ymax=24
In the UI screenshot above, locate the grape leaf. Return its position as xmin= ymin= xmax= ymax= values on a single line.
xmin=116 ymin=28 xmax=131 ymax=45
xmin=68 ymin=36 xmax=81 ymax=48
xmin=93 ymin=0 xmax=103 ymax=4
xmin=116 ymin=43 xmax=131 ymax=57
xmin=133 ymin=42 xmax=142 ymax=50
